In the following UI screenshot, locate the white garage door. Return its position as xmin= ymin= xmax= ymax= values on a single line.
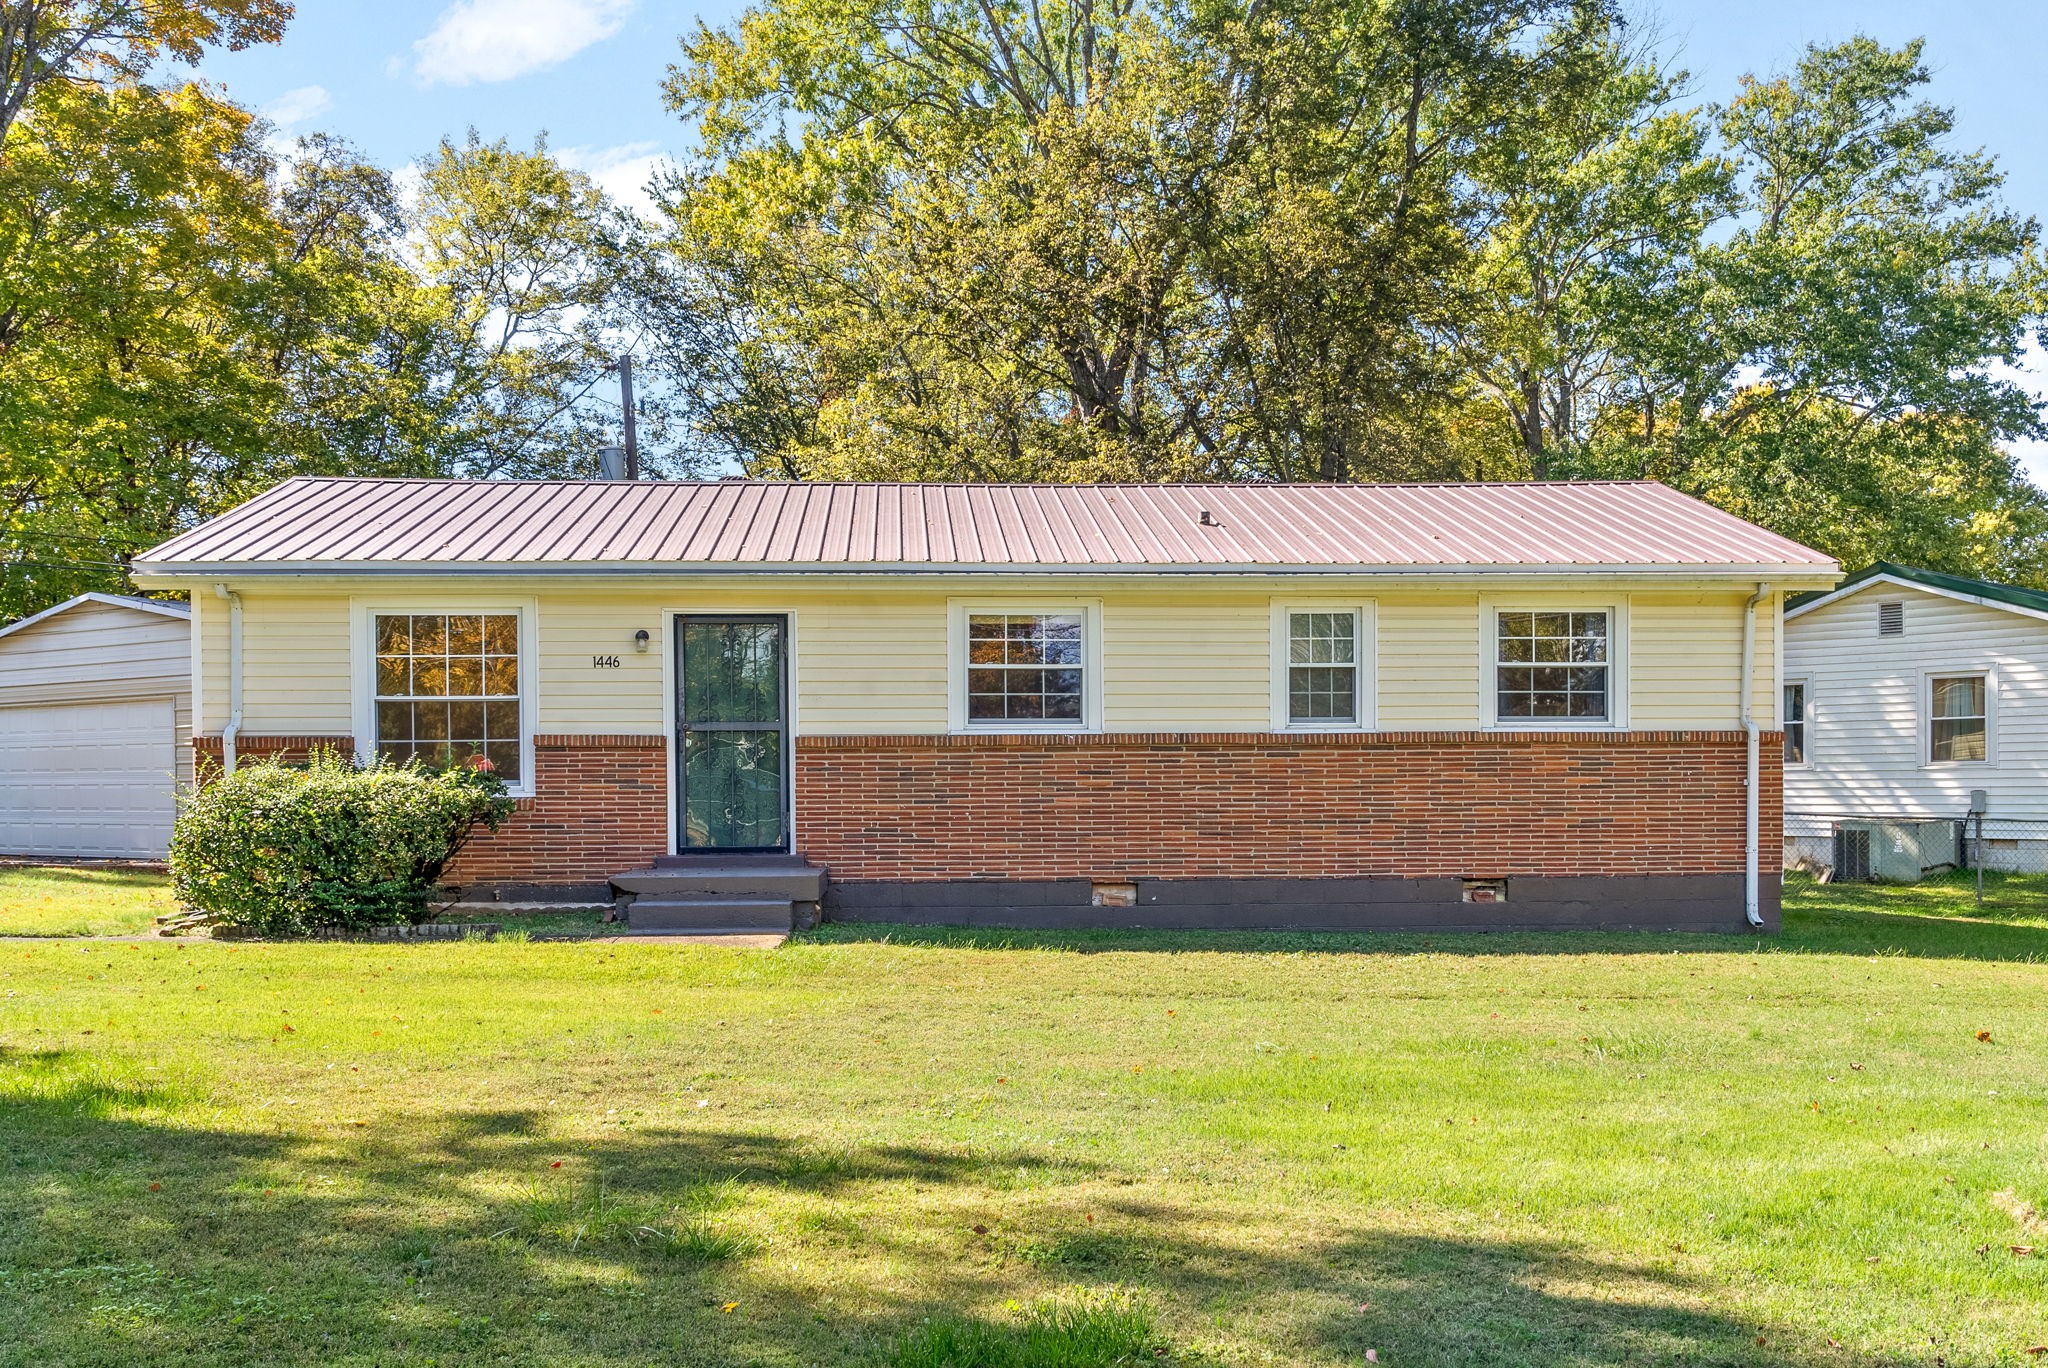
xmin=0 ymin=697 xmax=178 ymax=857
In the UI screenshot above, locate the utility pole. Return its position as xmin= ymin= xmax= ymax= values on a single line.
xmin=618 ymin=353 xmax=639 ymax=480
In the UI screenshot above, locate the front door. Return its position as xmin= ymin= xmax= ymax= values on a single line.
xmin=675 ymin=615 xmax=790 ymax=852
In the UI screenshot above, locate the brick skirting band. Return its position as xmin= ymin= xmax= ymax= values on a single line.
xmin=795 ymin=730 xmax=1782 ymax=930
xmin=191 ymin=729 xmax=1781 ymax=928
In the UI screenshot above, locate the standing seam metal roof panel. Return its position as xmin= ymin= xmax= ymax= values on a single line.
xmin=135 ymin=478 xmax=1840 ymax=571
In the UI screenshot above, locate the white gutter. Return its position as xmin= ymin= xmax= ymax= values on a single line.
xmin=214 ymin=583 xmax=243 ymax=774
xmin=1740 ymin=582 xmax=1771 ymax=929
xmin=134 ymin=561 xmax=1841 ymax=583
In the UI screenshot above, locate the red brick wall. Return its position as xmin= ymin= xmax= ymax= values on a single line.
xmin=192 ymin=734 xmax=669 ymax=885
xmin=795 ymin=731 xmax=1782 ymax=881
xmin=444 ymin=735 xmax=668 ymax=884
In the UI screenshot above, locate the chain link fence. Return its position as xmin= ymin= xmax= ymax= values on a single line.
xmin=1785 ymin=811 xmax=2048 ymax=908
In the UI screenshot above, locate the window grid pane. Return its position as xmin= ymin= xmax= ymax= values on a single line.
xmin=373 ymin=613 xmax=522 ymax=780
xmin=1288 ymin=611 xmax=1357 ymax=722
xmin=1930 ymin=675 xmax=1986 ymax=762
xmin=966 ymin=614 xmax=1085 ymax=723
xmin=1783 ymin=683 xmax=1806 ymax=764
xmin=1497 ymin=611 xmax=1608 ymax=721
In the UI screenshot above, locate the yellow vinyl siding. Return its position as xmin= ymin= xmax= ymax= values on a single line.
xmin=193 ymin=577 xmax=1783 ymax=740
xmin=1376 ymin=593 xmax=1482 ymax=728
xmin=1101 ymin=592 xmax=1270 ymax=732
xmin=192 ymin=590 xmax=353 ymax=735
xmin=532 ymin=588 xmax=948 ymax=735
xmin=1630 ymin=590 xmax=1777 ymax=728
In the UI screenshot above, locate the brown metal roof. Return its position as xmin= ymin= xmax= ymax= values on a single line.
xmin=134 ymin=477 xmax=1837 ymax=574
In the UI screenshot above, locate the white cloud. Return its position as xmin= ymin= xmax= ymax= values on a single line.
xmin=410 ymin=0 xmax=635 ymax=86
xmin=560 ymin=140 xmax=672 ymax=222
xmin=262 ymin=85 xmax=332 ymax=128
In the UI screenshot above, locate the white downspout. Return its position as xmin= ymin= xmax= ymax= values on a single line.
xmin=1740 ymin=582 xmax=1772 ymax=928
xmin=214 ymin=583 xmax=243 ymax=774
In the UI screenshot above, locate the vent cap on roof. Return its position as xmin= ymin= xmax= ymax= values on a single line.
xmin=1878 ymin=601 xmax=1904 ymax=636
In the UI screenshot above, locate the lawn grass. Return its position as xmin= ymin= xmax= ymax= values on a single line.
xmin=1 ymin=876 xmax=2044 ymax=1365
xmin=0 ymin=864 xmax=176 ymax=937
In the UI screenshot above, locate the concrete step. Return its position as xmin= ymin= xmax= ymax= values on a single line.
xmin=625 ymin=897 xmax=794 ymax=933
xmin=612 ymin=863 xmax=824 ymax=901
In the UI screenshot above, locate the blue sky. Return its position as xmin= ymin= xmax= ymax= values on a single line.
xmin=194 ymin=0 xmax=2048 ymax=473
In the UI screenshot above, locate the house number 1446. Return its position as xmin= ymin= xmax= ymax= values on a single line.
xmin=592 ymin=654 xmax=622 ymax=669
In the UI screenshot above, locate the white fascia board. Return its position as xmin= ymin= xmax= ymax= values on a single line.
xmin=130 ymin=560 xmax=1843 ymax=585
xmin=0 ymin=591 xmax=191 ymax=642
xmin=1783 ymin=572 xmax=2048 ymax=626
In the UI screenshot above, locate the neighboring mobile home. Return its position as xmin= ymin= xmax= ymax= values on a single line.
xmin=132 ymin=478 xmax=1837 ymax=932
xmin=1784 ymin=562 xmax=2048 ymax=876
xmin=0 ymin=593 xmax=193 ymax=858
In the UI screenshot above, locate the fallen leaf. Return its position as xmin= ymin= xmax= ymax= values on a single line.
xmin=972 ymin=1224 xmax=988 ymax=1236
xmin=149 ymin=1182 xmax=161 ymax=1192
xmin=2024 ymin=1346 xmax=2047 ymax=1356
xmin=550 ymin=1161 xmax=563 ymax=1169
xmin=2012 ymin=1245 xmax=2036 ymax=1257
xmin=1978 ymin=1031 xmax=1993 ymax=1043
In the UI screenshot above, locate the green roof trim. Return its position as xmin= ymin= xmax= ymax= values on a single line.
xmin=1786 ymin=561 xmax=2048 ymax=617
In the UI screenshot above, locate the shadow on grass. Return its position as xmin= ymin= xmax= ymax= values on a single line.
xmin=4 ymin=1049 xmax=1861 ymax=1367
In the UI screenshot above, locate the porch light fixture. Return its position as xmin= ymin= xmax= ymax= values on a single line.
xmin=634 ymin=629 xmax=651 ymax=653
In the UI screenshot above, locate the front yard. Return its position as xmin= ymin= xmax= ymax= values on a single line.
xmin=1 ymin=868 xmax=2044 ymax=1365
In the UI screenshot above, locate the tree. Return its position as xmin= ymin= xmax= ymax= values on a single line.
xmin=648 ymin=0 xmax=1625 ymax=482
xmin=411 ymin=132 xmax=665 ymax=479
xmin=0 ymin=80 xmax=292 ymax=615
xmin=0 ymin=0 xmax=290 ymax=139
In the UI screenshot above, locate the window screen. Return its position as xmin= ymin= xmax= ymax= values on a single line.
xmin=373 ymin=613 xmax=522 ymax=780
xmin=1783 ymin=682 xmax=1806 ymax=764
xmin=1287 ymin=611 xmax=1358 ymax=723
xmin=1929 ymin=675 xmax=1985 ymax=762
xmin=1496 ymin=611 xmax=1609 ymax=721
xmin=966 ymin=613 xmax=1085 ymax=723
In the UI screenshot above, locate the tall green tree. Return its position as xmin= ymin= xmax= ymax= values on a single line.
xmin=0 ymin=0 xmax=290 ymax=139
xmin=648 ymin=0 xmax=1622 ymax=482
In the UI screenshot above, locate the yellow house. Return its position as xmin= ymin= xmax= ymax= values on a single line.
xmin=134 ymin=477 xmax=1839 ymax=933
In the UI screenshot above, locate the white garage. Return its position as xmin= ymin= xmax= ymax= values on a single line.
xmin=0 ymin=594 xmax=191 ymax=859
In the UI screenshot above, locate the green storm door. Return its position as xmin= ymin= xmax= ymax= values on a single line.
xmin=675 ymin=616 xmax=789 ymax=852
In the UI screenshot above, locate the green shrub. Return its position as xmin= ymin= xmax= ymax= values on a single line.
xmin=170 ymin=750 xmax=514 ymax=935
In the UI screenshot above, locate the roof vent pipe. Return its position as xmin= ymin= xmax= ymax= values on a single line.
xmin=598 ymin=445 xmax=628 ymax=480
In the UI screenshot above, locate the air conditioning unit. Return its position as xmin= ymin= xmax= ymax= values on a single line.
xmin=1835 ymin=820 xmax=1960 ymax=883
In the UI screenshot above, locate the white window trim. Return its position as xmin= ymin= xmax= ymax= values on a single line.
xmin=946 ymin=598 xmax=1103 ymax=734
xmin=1782 ymin=677 xmax=1812 ymax=769
xmin=1269 ymin=600 xmax=1377 ymax=732
xmin=1478 ymin=595 xmax=1630 ymax=731
xmin=350 ymin=596 xmax=540 ymax=799
xmin=1922 ymin=667 xmax=1995 ymax=769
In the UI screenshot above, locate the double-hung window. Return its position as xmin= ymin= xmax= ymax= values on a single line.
xmin=1282 ymin=609 xmax=1363 ymax=726
xmin=372 ymin=613 xmax=524 ymax=781
xmin=1929 ymin=674 xmax=1987 ymax=763
xmin=965 ymin=612 xmax=1086 ymax=724
xmin=1494 ymin=610 xmax=1611 ymax=723
xmin=1783 ymin=682 xmax=1808 ymax=765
